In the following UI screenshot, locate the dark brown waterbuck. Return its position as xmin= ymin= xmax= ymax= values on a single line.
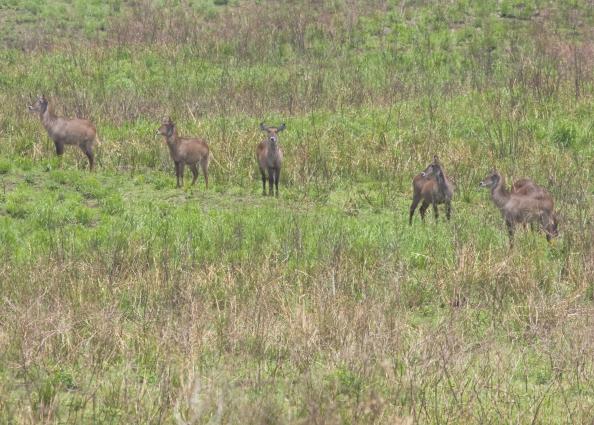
xmin=409 ymin=156 xmax=454 ymax=225
xmin=157 ymin=117 xmax=209 ymax=189
xmin=27 ymin=95 xmax=98 ymax=171
xmin=480 ymin=170 xmax=558 ymax=245
xmin=256 ymin=122 xmax=285 ymax=197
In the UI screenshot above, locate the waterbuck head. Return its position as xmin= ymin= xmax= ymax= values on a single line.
xmin=28 ymin=95 xmax=48 ymax=114
xmin=479 ymin=170 xmax=501 ymax=189
xmin=421 ymin=156 xmax=442 ymax=178
xmin=157 ymin=117 xmax=175 ymax=139
xmin=260 ymin=122 xmax=286 ymax=148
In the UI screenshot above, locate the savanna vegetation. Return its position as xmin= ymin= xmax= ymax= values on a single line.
xmin=0 ymin=0 xmax=593 ymax=423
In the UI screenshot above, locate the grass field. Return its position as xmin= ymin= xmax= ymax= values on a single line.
xmin=0 ymin=0 xmax=593 ymax=423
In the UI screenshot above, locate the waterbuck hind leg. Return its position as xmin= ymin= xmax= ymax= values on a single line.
xmin=409 ymin=195 xmax=421 ymax=225
xmin=201 ymin=157 xmax=209 ymax=189
xmin=268 ymin=167 xmax=274 ymax=196
xmin=189 ymin=164 xmax=199 ymax=186
xmin=419 ymin=200 xmax=429 ymax=222
xmin=82 ymin=145 xmax=94 ymax=171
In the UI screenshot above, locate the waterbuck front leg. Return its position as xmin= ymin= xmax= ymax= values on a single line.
xmin=432 ymin=202 xmax=439 ymax=222
xmin=174 ymin=162 xmax=182 ymax=188
xmin=54 ymin=140 xmax=65 ymax=156
xmin=178 ymin=162 xmax=185 ymax=187
xmin=259 ymin=168 xmax=267 ymax=195
xmin=268 ymin=167 xmax=275 ymax=196
xmin=274 ymin=167 xmax=280 ymax=197
xmin=54 ymin=141 xmax=65 ymax=169
xmin=506 ymin=219 xmax=515 ymax=247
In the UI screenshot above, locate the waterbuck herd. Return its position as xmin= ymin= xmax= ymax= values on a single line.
xmin=27 ymin=95 xmax=560 ymax=246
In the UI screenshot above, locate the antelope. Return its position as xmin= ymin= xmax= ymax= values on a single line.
xmin=409 ymin=156 xmax=454 ymax=225
xmin=479 ymin=170 xmax=558 ymax=245
xmin=256 ymin=122 xmax=285 ymax=196
xmin=512 ymin=178 xmax=556 ymax=231
xmin=157 ymin=117 xmax=209 ymax=189
xmin=27 ymin=95 xmax=98 ymax=171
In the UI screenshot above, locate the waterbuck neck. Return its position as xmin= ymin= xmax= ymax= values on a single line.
xmin=165 ymin=128 xmax=179 ymax=146
xmin=490 ymin=174 xmax=510 ymax=210
xmin=434 ymin=168 xmax=447 ymax=189
xmin=41 ymin=107 xmax=58 ymax=132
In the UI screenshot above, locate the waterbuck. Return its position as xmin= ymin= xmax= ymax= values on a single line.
xmin=27 ymin=95 xmax=98 ymax=171
xmin=409 ymin=156 xmax=454 ymax=225
xmin=157 ymin=117 xmax=209 ymax=189
xmin=256 ymin=122 xmax=285 ymax=196
xmin=479 ymin=170 xmax=558 ymax=245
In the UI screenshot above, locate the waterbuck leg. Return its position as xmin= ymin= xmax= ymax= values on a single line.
xmin=54 ymin=141 xmax=65 ymax=156
xmin=432 ymin=202 xmax=439 ymax=222
xmin=200 ymin=158 xmax=209 ymax=189
xmin=409 ymin=195 xmax=421 ymax=225
xmin=506 ymin=219 xmax=515 ymax=247
xmin=419 ymin=201 xmax=429 ymax=223
xmin=274 ymin=167 xmax=280 ymax=197
xmin=82 ymin=145 xmax=94 ymax=171
xmin=260 ymin=168 xmax=267 ymax=195
xmin=178 ymin=163 xmax=185 ymax=187
xmin=268 ymin=167 xmax=274 ymax=196
xmin=174 ymin=162 xmax=181 ymax=188
xmin=190 ymin=164 xmax=199 ymax=186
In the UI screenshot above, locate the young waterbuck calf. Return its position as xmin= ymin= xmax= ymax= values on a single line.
xmin=157 ymin=117 xmax=209 ymax=189
xmin=409 ymin=156 xmax=454 ymax=225
xmin=27 ymin=95 xmax=98 ymax=171
xmin=256 ymin=122 xmax=285 ymax=196
xmin=479 ymin=170 xmax=558 ymax=245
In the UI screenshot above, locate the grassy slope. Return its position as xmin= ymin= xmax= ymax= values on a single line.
xmin=0 ymin=0 xmax=593 ymax=423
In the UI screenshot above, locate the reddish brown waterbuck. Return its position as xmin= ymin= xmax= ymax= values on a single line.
xmin=409 ymin=156 xmax=454 ymax=225
xmin=256 ymin=122 xmax=285 ymax=197
xmin=480 ymin=170 xmax=558 ymax=245
xmin=157 ymin=117 xmax=209 ymax=189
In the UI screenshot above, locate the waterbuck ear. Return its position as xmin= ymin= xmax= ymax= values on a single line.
xmin=277 ymin=123 xmax=286 ymax=132
xmin=260 ymin=122 xmax=268 ymax=132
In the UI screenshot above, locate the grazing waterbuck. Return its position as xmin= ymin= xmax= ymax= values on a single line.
xmin=256 ymin=122 xmax=285 ymax=197
xmin=479 ymin=170 xmax=558 ymax=245
xmin=409 ymin=156 xmax=454 ymax=225
xmin=27 ymin=95 xmax=98 ymax=171
xmin=157 ymin=117 xmax=209 ymax=189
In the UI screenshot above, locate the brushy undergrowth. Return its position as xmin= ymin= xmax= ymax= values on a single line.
xmin=0 ymin=0 xmax=593 ymax=423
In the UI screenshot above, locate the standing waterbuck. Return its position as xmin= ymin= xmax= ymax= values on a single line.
xmin=479 ymin=170 xmax=558 ymax=245
xmin=256 ymin=122 xmax=285 ymax=197
xmin=409 ymin=156 xmax=454 ymax=225
xmin=27 ymin=95 xmax=98 ymax=171
xmin=157 ymin=117 xmax=209 ymax=189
